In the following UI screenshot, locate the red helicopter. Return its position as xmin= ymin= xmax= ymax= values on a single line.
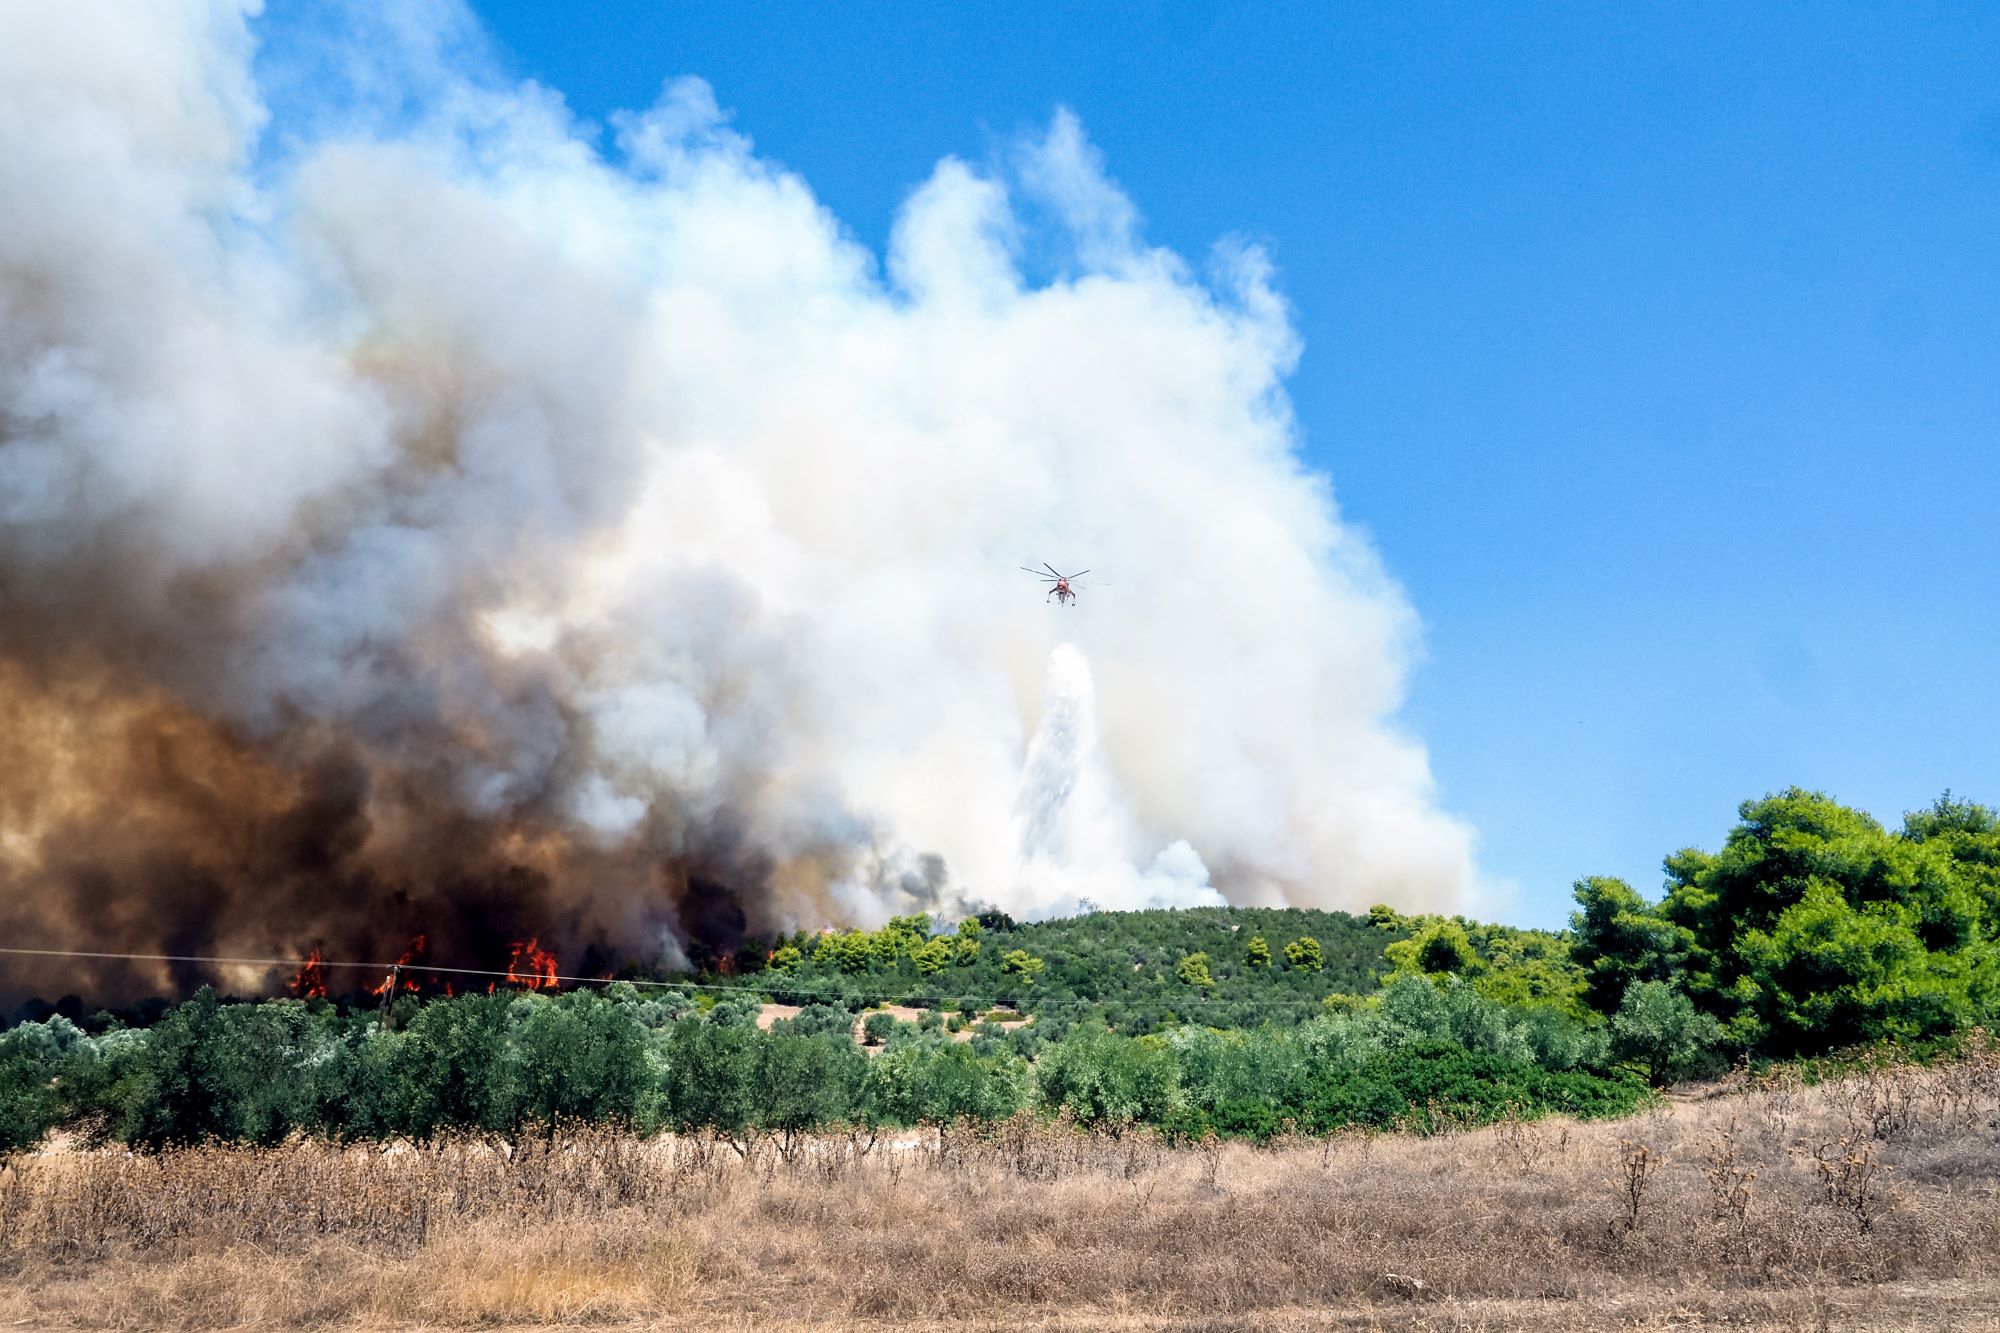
xmin=1021 ymin=563 xmax=1091 ymax=606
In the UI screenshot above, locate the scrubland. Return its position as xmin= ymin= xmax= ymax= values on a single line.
xmin=2 ymin=1053 xmax=1997 ymax=1332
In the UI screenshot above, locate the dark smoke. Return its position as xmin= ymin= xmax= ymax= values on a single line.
xmin=0 ymin=1 xmax=1481 ymax=1007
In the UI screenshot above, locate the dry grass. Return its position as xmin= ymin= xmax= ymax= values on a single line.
xmin=3 ymin=1052 xmax=1999 ymax=1331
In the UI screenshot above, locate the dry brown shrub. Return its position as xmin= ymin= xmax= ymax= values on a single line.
xmin=3 ymin=1055 xmax=2000 ymax=1330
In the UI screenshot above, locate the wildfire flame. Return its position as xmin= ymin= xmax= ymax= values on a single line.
xmin=372 ymin=935 xmax=426 ymax=996
xmin=289 ymin=948 xmax=327 ymax=999
xmin=283 ymin=934 xmax=569 ymax=1001
xmin=507 ymin=938 xmax=559 ymax=990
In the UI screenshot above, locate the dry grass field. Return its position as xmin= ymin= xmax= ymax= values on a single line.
xmin=2 ymin=1054 xmax=1998 ymax=1331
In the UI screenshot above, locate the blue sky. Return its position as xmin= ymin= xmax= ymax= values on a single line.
xmin=458 ymin=1 xmax=2000 ymax=928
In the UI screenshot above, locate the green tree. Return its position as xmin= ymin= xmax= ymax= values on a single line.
xmin=1465 ymin=926 xmax=1587 ymax=1014
xmin=0 ymin=1019 xmax=78 ymax=1158
xmin=779 ymin=1004 xmax=853 ymax=1038
xmin=119 ymin=991 xmax=322 ymax=1149
xmin=1244 ymin=935 xmax=1272 ymax=968
xmin=1177 ymin=952 xmax=1216 ymax=987
xmin=512 ymin=991 xmax=651 ymax=1128
xmin=1367 ymin=904 xmax=1408 ymax=931
xmin=861 ymin=1012 xmax=897 ymax=1046
xmin=873 ymin=914 xmax=932 ymax=963
xmin=1284 ymin=935 xmax=1323 ymax=973
xmin=304 ymin=1024 xmax=400 ymax=1140
xmin=1736 ymin=882 xmax=1973 ymax=1051
xmin=813 ymin=930 xmax=875 ymax=974
xmin=1034 ymin=1026 xmax=1181 ymax=1130
xmin=1903 ymin=793 xmax=2000 ymax=931
xmin=1385 ymin=919 xmax=1482 ymax=978
xmin=1610 ymin=980 xmax=1725 ymax=1084
xmin=662 ymin=1019 xmax=759 ymax=1147
xmin=866 ymin=1042 xmax=1027 ymax=1125
xmin=705 ymin=995 xmax=762 ymax=1028
xmin=1570 ymin=876 xmax=1690 ymax=1014
xmin=1371 ymin=974 xmax=1530 ymax=1061
xmin=753 ymin=1033 xmax=865 ymax=1157
xmin=914 ymin=937 xmax=955 ymax=975
xmin=1001 ymin=949 xmax=1046 ymax=982
xmin=1661 ymin=787 xmax=1998 ymax=1051
xmin=389 ymin=992 xmax=520 ymax=1136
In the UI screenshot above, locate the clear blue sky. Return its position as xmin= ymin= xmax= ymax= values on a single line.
xmin=453 ymin=1 xmax=2000 ymax=928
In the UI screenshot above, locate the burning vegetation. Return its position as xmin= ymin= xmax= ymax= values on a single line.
xmin=1 ymin=0 xmax=1502 ymax=1020
xmin=286 ymin=950 xmax=327 ymax=1001
xmin=505 ymin=940 xmax=560 ymax=992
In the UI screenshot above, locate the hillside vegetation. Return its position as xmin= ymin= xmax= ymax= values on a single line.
xmin=746 ymin=904 xmax=1399 ymax=1029
xmin=4 ymin=787 xmax=1999 ymax=1156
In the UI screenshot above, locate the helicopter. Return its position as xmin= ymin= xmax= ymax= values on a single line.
xmin=1021 ymin=563 xmax=1091 ymax=606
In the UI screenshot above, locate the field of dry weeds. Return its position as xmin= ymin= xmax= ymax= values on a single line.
xmin=2 ymin=1055 xmax=1998 ymax=1332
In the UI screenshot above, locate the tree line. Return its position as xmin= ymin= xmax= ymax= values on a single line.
xmin=0 ymin=974 xmax=1651 ymax=1155
xmin=5 ymin=785 xmax=1995 ymax=1154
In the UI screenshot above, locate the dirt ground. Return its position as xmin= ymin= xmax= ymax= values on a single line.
xmin=750 ymin=1000 xmax=1030 ymax=1045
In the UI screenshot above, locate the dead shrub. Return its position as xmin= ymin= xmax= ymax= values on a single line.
xmin=1 ymin=1054 xmax=1998 ymax=1329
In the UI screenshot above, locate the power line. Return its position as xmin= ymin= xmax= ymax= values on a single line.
xmin=0 ymin=944 xmax=732 ymax=992
xmin=0 ymin=943 xmax=1342 ymax=1016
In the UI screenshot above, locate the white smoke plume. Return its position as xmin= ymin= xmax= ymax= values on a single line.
xmin=0 ymin=0 xmax=1479 ymax=994
xmin=1012 ymin=644 xmax=1222 ymax=917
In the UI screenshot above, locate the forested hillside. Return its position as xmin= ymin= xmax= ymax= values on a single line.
xmin=740 ymin=905 xmax=1400 ymax=1032
xmin=5 ymin=787 xmax=1999 ymax=1155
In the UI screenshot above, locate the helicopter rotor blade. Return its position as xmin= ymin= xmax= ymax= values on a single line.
xmin=1042 ymin=563 xmax=1063 ymax=579
xmin=1065 ymin=569 xmax=1091 ymax=579
xmin=1020 ymin=567 xmax=1057 ymax=579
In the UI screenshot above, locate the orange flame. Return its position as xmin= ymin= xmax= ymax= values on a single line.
xmin=506 ymin=938 xmax=559 ymax=990
xmin=372 ymin=935 xmax=426 ymax=995
xmin=288 ymin=948 xmax=327 ymax=999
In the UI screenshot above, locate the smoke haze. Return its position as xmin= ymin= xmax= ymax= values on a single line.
xmin=0 ymin=0 xmax=1480 ymax=1002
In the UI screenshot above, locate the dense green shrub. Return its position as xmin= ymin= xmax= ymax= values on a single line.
xmin=867 ymin=1039 xmax=1028 ymax=1125
xmin=1295 ymin=1042 xmax=1649 ymax=1133
xmin=118 ymin=989 xmax=319 ymax=1149
xmin=1034 ymin=1025 xmax=1181 ymax=1129
xmin=1574 ymin=789 xmax=2000 ymax=1056
xmin=1610 ymin=980 xmax=1725 ymax=1084
xmin=0 ymin=1017 xmax=80 ymax=1157
xmin=6 ymin=784 xmax=1996 ymax=1150
xmin=386 ymin=992 xmax=520 ymax=1137
xmin=511 ymin=991 xmax=652 ymax=1128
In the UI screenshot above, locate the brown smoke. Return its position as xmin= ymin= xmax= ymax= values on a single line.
xmin=0 ymin=658 xmax=807 ymax=1005
xmin=0 ymin=2 xmax=1485 ymax=1009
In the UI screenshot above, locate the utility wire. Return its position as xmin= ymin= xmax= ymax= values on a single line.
xmin=0 ymin=943 xmax=1342 ymax=1015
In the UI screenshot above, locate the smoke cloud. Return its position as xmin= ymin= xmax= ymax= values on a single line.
xmin=0 ymin=0 xmax=1479 ymax=1002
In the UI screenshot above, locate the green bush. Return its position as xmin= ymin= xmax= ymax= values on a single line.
xmin=118 ymin=989 xmax=319 ymax=1149
xmin=1299 ymin=1042 xmax=1649 ymax=1133
xmin=1034 ymin=1026 xmax=1180 ymax=1129
xmin=0 ymin=1018 xmax=78 ymax=1157
xmin=1611 ymin=980 xmax=1726 ymax=1084
xmin=1176 ymin=953 xmax=1215 ymax=987
xmin=865 ymin=1041 xmax=1028 ymax=1125
xmin=511 ymin=991 xmax=651 ymax=1128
